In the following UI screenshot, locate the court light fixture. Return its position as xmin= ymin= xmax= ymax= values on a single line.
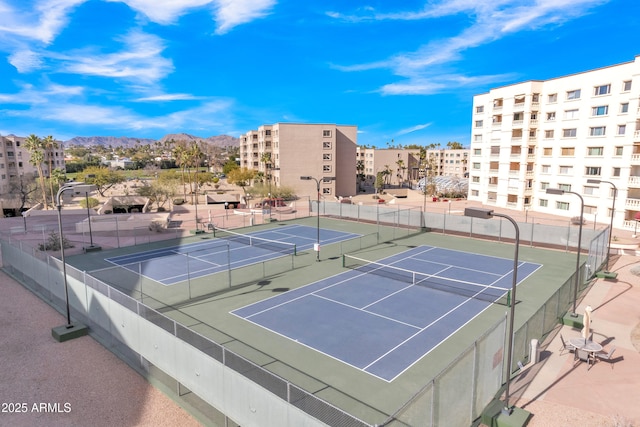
xmin=52 ymin=181 xmax=94 ymax=342
xmin=586 ymin=179 xmax=618 ymax=278
xmin=464 ymin=207 xmax=520 ymax=416
xmin=545 ymin=188 xmax=584 ymax=316
xmin=300 ymin=175 xmax=335 ymax=261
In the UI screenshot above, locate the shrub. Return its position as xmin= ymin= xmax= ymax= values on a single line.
xmin=38 ymin=231 xmax=74 ymax=251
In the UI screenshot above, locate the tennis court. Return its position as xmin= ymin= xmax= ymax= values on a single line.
xmin=104 ymin=224 xmax=360 ymax=285
xmin=232 ymin=245 xmax=542 ymax=381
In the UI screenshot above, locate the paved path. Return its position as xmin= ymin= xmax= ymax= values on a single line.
xmin=511 ymin=255 xmax=640 ymax=426
xmin=0 ymin=269 xmax=202 ymax=427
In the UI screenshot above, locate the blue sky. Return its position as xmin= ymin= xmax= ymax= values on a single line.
xmin=0 ymin=0 xmax=638 ymax=147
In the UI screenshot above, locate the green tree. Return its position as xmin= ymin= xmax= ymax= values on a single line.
xmin=79 ymin=166 xmax=125 ymax=197
xmin=24 ymin=134 xmax=49 ymax=209
xmin=227 ymin=167 xmax=256 ymax=198
xmin=43 ymin=135 xmax=59 ymax=204
xmin=446 ymin=141 xmax=464 ymax=149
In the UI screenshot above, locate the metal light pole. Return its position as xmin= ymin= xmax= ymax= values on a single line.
xmin=300 ymin=175 xmax=334 ymax=261
xmin=546 ymin=188 xmax=584 ymax=316
xmin=586 ymin=179 xmax=617 ymax=273
xmin=52 ymin=182 xmax=94 ymax=341
xmin=464 ymin=207 xmax=520 ymax=416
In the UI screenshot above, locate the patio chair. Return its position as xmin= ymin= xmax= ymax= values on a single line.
xmin=595 ymin=346 xmax=617 ymax=369
xmin=559 ymin=334 xmax=575 ymax=355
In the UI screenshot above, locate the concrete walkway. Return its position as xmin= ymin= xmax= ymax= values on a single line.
xmin=0 ymin=269 xmax=202 ymax=427
xmin=511 ymin=255 xmax=640 ymax=426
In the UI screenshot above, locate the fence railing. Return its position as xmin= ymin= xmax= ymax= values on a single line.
xmin=0 ymin=204 xmax=607 ymax=427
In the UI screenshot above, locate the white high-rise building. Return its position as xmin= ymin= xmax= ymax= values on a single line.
xmin=469 ymin=56 xmax=640 ymax=231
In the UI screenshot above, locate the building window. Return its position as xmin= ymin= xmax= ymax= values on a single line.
xmin=546 ymin=112 xmax=556 ymax=121
xmin=539 ymin=199 xmax=548 ymax=207
xmin=476 ymin=105 xmax=484 ymax=113
xmin=615 ymin=146 xmax=623 ymax=156
xmin=593 ymin=84 xmax=611 ymax=96
xmin=322 ymin=187 xmax=331 ymax=195
xmin=587 ymin=147 xmax=604 ymax=156
xmin=472 ymin=162 xmax=480 ymax=170
xmin=589 ymin=126 xmax=606 ymax=136
xmin=566 ymin=89 xmax=581 ymax=100
xmin=564 ymin=109 xmax=579 ymax=119
xmin=541 ymin=165 xmax=551 ymax=173
xmin=471 ymin=189 xmax=479 ymax=197
xmin=620 ymin=103 xmax=629 ymax=113
xmin=562 ymin=128 xmax=577 ymax=138
xmin=323 ymin=130 xmax=332 ymax=137
xmin=583 ymin=186 xmax=598 ymax=196
xmin=618 ymin=125 xmax=626 ymax=135
xmin=490 ymin=146 xmax=500 ymax=155
xmin=544 ymin=130 xmax=554 ymax=139
xmin=323 ymin=153 xmax=332 ymax=161
xmin=473 ymin=134 xmax=482 ymax=142
xmin=488 ymin=191 xmax=497 ymax=201
xmin=556 ymin=201 xmax=570 ymax=210
xmin=591 ymin=105 xmax=608 ymax=116
xmin=548 ymin=93 xmax=557 ymax=103
xmin=559 ymin=165 xmax=573 ymax=175
xmin=472 ymin=176 xmax=480 ymax=183
xmin=540 ymin=182 xmax=549 ymax=190
xmin=474 ymin=120 xmax=483 ymax=128
xmin=612 ymin=167 xmax=621 ymax=177
xmin=323 ymin=141 xmax=332 ymax=149
xmin=558 ymin=184 xmax=572 ymax=192
xmin=623 ymin=80 xmax=632 ymax=91
xmin=473 ymin=148 xmax=481 ymax=155
xmin=585 ymin=166 xmax=601 ymax=176
xmin=561 ymin=147 xmax=575 ymax=156
xmin=584 ymin=205 xmax=597 ymax=215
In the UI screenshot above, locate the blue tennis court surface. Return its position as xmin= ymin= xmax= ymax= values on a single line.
xmin=232 ymin=246 xmax=542 ymax=382
xmin=104 ymin=224 xmax=359 ymax=285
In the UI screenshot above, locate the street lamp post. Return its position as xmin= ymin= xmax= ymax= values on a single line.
xmin=586 ymin=179 xmax=617 ymax=274
xmin=546 ymin=188 xmax=584 ymax=316
xmin=300 ymin=175 xmax=335 ymax=261
xmin=464 ymin=207 xmax=520 ymax=416
xmin=52 ymin=182 xmax=94 ymax=342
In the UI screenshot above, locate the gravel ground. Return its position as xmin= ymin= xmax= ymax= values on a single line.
xmin=0 ymin=269 xmax=202 ymax=427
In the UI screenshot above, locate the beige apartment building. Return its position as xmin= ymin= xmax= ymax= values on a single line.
xmin=357 ymin=147 xmax=469 ymax=190
xmin=0 ymin=134 xmax=65 ymax=216
xmin=469 ymin=56 xmax=640 ymax=231
xmin=239 ymin=123 xmax=357 ymax=199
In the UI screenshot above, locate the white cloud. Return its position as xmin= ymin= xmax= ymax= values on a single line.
xmin=397 ymin=123 xmax=432 ymax=135
xmin=332 ymin=0 xmax=610 ymax=95
xmin=107 ymin=0 xmax=213 ymax=24
xmin=55 ymin=31 xmax=173 ymax=83
xmin=8 ymin=49 xmax=43 ymax=72
xmin=135 ymin=94 xmax=203 ymax=102
xmin=0 ymin=0 xmax=86 ymax=44
xmin=213 ymin=0 xmax=276 ymax=34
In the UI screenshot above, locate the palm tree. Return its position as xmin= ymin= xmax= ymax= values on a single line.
xmin=43 ymin=135 xmax=59 ymax=204
xmin=24 ymin=134 xmax=49 ymax=209
xmin=172 ymin=142 xmax=188 ymax=201
xmin=187 ymin=141 xmax=204 ymax=203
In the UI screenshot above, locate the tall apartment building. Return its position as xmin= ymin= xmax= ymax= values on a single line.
xmin=239 ymin=123 xmax=357 ymax=198
xmin=356 ymin=147 xmax=420 ymax=187
xmin=356 ymin=147 xmax=469 ymax=190
xmin=469 ymin=56 xmax=640 ymax=230
xmin=0 ymin=134 xmax=65 ymax=215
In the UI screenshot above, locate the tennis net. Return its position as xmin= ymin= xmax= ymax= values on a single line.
xmin=342 ymin=254 xmax=511 ymax=305
xmin=212 ymin=226 xmax=297 ymax=256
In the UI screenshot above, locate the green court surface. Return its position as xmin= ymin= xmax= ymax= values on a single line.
xmin=66 ymin=216 xmax=578 ymax=424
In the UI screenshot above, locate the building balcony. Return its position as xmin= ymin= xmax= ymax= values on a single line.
xmin=625 ymin=198 xmax=640 ymax=209
xmin=631 ymin=154 xmax=640 ymax=165
xmin=529 ymin=119 xmax=538 ymax=126
xmin=513 ymin=120 xmax=523 ymax=126
xmin=634 ymin=130 xmax=640 ymax=142
xmin=509 ymin=170 xmax=521 ymax=175
xmin=629 ymin=176 xmax=640 ymax=187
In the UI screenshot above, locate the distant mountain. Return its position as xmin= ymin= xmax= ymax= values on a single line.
xmin=64 ymin=133 xmax=239 ymax=148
